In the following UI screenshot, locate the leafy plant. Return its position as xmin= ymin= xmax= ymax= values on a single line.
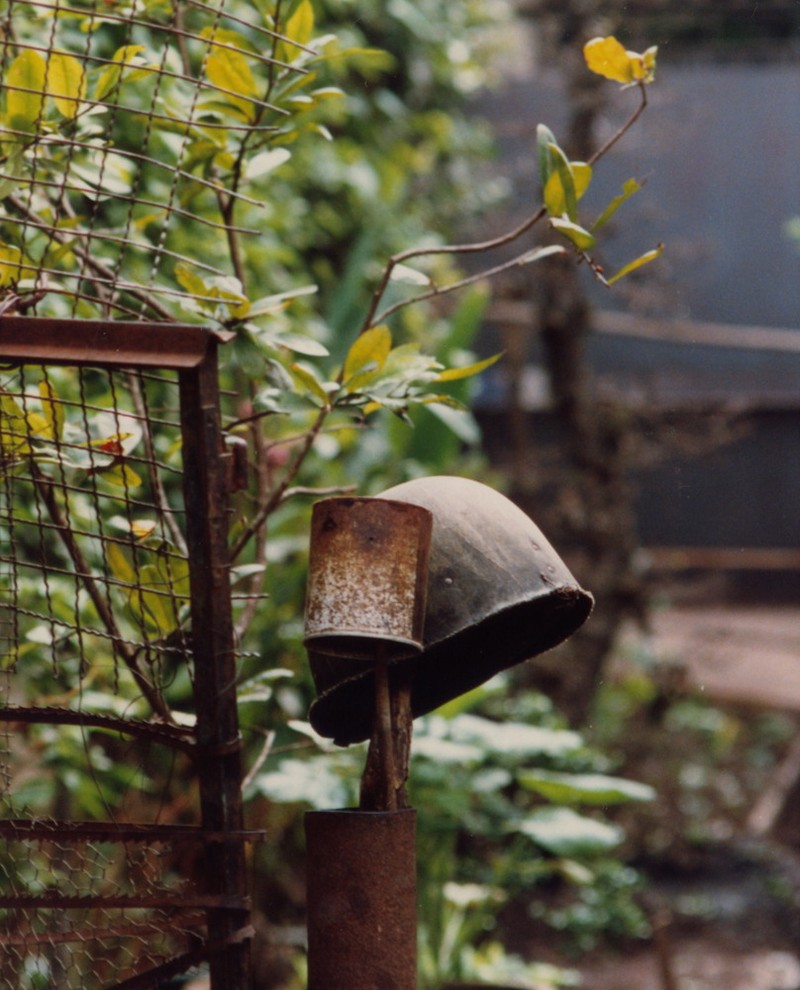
xmin=255 ymin=679 xmax=654 ymax=988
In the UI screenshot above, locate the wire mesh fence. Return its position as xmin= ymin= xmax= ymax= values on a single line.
xmin=0 ymin=0 xmax=307 ymax=322
xmin=0 ymin=318 xmax=257 ymax=990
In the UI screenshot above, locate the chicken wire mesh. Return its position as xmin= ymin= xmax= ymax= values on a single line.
xmin=0 ymin=0 xmax=309 ymax=321
xmin=0 ymin=318 xmax=257 ymax=990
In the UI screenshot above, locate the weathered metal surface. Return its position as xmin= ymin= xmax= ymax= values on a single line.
xmin=0 ymin=320 xmax=254 ymax=990
xmin=180 ymin=352 xmax=251 ymax=990
xmin=309 ymin=476 xmax=593 ymax=744
xmin=304 ymin=497 xmax=432 ymax=662
xmin=305 ymin=808 xmax=417 ymax=990
xmin=0 ymin=315 xmax=221 ymax=369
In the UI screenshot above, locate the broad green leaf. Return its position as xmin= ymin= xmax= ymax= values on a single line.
xmin=519 ymin=769 xmax=656 ymax=806
xmin=517 ymin=807 xmax=624 ymax=857
xmin=278 ymin=333 xmax=329 ymax=357
xmin=584 ymin=36 xmax=657 ymax=85
xmin=6 ymin=50 xmax=46 ymax=132
xmin=389 ymin=263 xmax=431 ymax=286
xmin=420 ymin=401 xmax=479 ymax=444
xmin=591 ymin=177 xmax=642 ymax=232
xmin=252 ymin=756 xmax=352 ymax=809
xmin=607 ymin=243 xmax=664 ymax=284
xmin=291 ymin=362 xmax=330 ymax=405
xmin=446 ymin=714 xmax=583 ymax=760
xmin=437 ymin=352 xmax=501 ymax=383
xmin=247 ymin=284 xmax=318 ymax=318
xmin=343 ymin=324 xmax=392 ymax=381
xmin=47 ymin=52 xmax=86 ymax=119
xmin=550 ymin=217 xmax=596 ymax=251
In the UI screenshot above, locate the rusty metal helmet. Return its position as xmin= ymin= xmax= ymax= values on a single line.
xmin=306 ymin=476 xmax=593 ymax=745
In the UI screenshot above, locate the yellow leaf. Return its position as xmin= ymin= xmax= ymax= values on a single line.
xmin=95 ymin=45 xmax=147 ymax=101
xmin=205 ymin=32 xmax=260 ymax=121
xmin=47 ymin=52 xmax=87 ymax=119
xmin=6 ymin=50 xmax=46 ymax=132
xmin=38 ymin=380 xmax=64 ymax=440
xmin=572 ymin=162 xmax=593 ymax=200
xmin=344 ymin=324 xmax=392 ymax=382
xmin=437 ymin=352 xmax=502 ymax=383
xmin=290 ymin=363 xmax=330 ymax=405
xmin=550 ymin=217 xmax=596 ymax=252
xmin=583 ymin=36 xmax=634 ymax=83
xmin=607 ymin=243 xmax=664 ymax=285
xmin=0 ymin=243 xmax=23 ymax=287
xmin=583 ymin=36 xmax=657 ymax=85
xmin=107 ymin=542 xmax=136 ymax=584
xmin=277 ymin=0 xmax=315 ymax=63
xmin=131 ymin=519 xmax=157 ymax=540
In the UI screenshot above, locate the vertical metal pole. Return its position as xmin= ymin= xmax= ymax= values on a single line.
xmin=305 ymin=808 xmax=417 ymax=990
xmin=180 ymin=347 xmax=250 ymax=990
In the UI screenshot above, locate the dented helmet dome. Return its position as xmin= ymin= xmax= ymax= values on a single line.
xmin=307 ymin=476 xmax=593 ymax=745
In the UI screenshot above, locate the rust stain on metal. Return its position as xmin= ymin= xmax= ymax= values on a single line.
xmin=305 ymin=809 xmax=417 ymax=990
xmin=304 ymin=497 xmax=432 ymax=661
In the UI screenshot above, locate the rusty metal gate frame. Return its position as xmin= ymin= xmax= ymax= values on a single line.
xmin=0 ymin=316 xmax=257 ymax=990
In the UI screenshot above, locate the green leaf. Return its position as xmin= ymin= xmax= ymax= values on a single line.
xmin=519 ymin=770 xmax=656 ymax=806
xmin=517 ymin=807 xmax=624 ymax=857
xmin=47 ymin=52 xmax=86 ymax=119
xmin=343 ymin=324 xmax=392 ymax=381
xmin=591 ymin=177 xmax=642 ymax=232
xmin=6 ymin=50 xmax=46 ymax=132
xmin=278 ymin=333 xmax=329 ymax=357
xmin=437 ymin=352 xmax=501 ymax=383
xmin=446 ymin=714 xmax=583 ymax=760
xmin=246 ymin=284 xmax=318 ymax=318
xmin=607 ymin=243 xmax=664 ymax=284
xmin=536 ymin=123 xmax=558 ymax=189
xmin=550 ymin=217 xmax=596 ymax=251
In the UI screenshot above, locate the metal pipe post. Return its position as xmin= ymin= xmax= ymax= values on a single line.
xmin=305 ymin=808 xmax=417 ymax=990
